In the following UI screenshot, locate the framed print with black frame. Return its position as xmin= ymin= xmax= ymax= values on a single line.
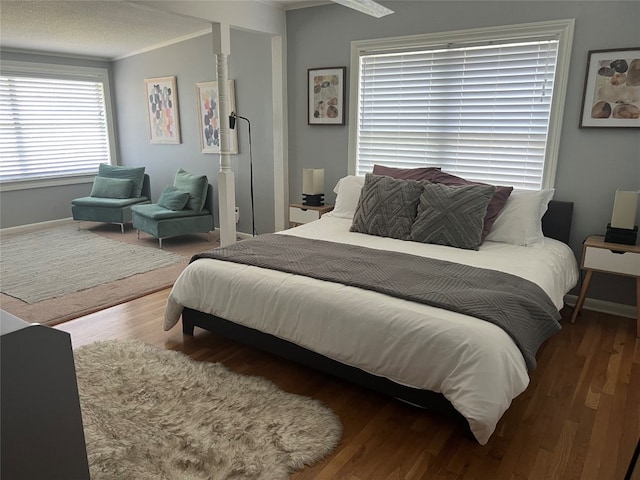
xmin=579 ymin=48 xmax=640 ymax=128
xmin=308 ymin=67 xmax=346 ymax=125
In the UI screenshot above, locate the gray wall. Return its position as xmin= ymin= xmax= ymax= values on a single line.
xmin=112 ymin=30 xmax=275 ymax=235
xmin=0 ymin=28 xmax=274 ymax=236
xmin=0 ymin=51 xmax=115 ymax=228
xmin=1 ymin=2 xmax=638 ymax=308
xmin=286 ymin=1 xmax=640 ymax=306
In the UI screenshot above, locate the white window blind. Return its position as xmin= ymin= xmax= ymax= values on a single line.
xmin=351 ymin=21 xmax=575 ymax=190
xmin=0 ymin=67 xmax=112 ymax=184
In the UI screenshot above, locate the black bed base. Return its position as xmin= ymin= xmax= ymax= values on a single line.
xmin=180 ymin=200 xmax=575 ymax=441
xmin=182 ymin=307 xmax=470 ymax=429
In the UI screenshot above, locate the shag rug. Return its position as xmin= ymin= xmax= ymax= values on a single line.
xmin=74 ymin=340 xmax=342 ymax=480
xmin=0 ymin=223 xmax=214 ymax=326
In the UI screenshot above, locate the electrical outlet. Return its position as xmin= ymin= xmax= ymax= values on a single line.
xmin=235 ymin=207 xmax=240 ymax=224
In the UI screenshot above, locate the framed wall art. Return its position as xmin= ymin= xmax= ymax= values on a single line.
xmin=308 ymin=66 xmax=346 ymax=125
xmin=579 ymin=48 xmax=640 ymax=128
xmin=195 ymin=80 xmax=238 ymax=154
xmin=144 ymin=76 xmax=181 ymax=143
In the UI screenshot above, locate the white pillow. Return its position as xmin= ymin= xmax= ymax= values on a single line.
xmin=326 ymin=175 xmax=365 ymax=219
xmin=484 ymin=189 xmax=555 ymax=246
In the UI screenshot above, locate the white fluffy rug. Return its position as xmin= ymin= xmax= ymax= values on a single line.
xmin=74 ymin=340 xmax=342 ymax=480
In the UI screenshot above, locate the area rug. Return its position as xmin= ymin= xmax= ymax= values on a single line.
xmin=74 ymin=340 xmax=342 ymax=480
xmin=0 ymin=223 xmax=215 ymax=326
xmin=1 ymin=225 xmax=184 ymax=303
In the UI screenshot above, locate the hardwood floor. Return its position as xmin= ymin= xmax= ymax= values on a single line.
xmin=57 ymin=289 xmax=640 ymax=480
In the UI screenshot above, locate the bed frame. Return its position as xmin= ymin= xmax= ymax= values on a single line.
xmin=181 ymin=200 xmax=574 ymax=428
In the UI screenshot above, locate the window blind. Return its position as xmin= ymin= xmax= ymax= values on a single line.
xmin=356 ymin=39 xmax=560 ymax=190
xmin=0 ymin=75 xmax=111 ymax=183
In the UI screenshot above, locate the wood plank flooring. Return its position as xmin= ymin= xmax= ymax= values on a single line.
xmin=56 ymin=289 xmax=640 ymax=479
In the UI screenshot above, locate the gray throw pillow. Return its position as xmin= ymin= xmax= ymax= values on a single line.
xmin=422 ymin=170 xmax=513 ymax=242
xmin=410 ymin=183 xmax=496 ymax=250
xmin=350 ymin=174 xmax=425 ymax=240
xmin=157 ymin=186 xmax=190 ymax=211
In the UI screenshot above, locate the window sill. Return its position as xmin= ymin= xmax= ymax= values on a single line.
xmin=0 ymin=175 xmax=95 ymax=192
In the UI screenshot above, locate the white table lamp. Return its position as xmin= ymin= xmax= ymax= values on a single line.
xmin=604 ymin=189 xmax=639 ymax=245
xmin=302 ymin=168 xmax=325 ymax=206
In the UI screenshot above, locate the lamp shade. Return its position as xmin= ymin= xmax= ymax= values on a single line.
xmin=302 ymin=168 xmax=324 ymax=195
xmin=610 ymin=189 xmax=639 ymax=229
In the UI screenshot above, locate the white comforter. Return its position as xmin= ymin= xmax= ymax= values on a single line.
xmin=164 ymin=215 xmax=578 ymax=444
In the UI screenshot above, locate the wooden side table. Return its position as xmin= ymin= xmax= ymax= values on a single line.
xmin=289 ymin=204 xmax=334 ymax=227
xmin=570 ymin=235 xmax=640 ymax=336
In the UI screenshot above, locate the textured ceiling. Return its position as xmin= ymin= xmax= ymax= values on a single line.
xmin=0 ymin=1 xmax=216 ymax=60
xmin=0 ymin=0 xmax=327 ymax=61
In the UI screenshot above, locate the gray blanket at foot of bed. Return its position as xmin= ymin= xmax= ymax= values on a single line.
xmin=192 ymin=233 xmax=561 ymax=370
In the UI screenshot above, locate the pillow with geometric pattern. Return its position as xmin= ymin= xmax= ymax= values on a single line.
xmin=422 ymin=170 xmax=513 ymax=242
xmin=410 ymin=183 xmax=496 ymax=250
xmin=350 ymin=174 xmax=426 ymax=240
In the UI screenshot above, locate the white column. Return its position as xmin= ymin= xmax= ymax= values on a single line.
xmin=212 ymin=23 xmax=237 ymax=246
xmin=271 ymin=34 xmax=288 ymax=232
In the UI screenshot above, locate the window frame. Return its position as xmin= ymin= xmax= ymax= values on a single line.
xmin=0 ymin=60 xmax=118 ymax=192
xmin=347 ymin=19 xmax=575 ymax=190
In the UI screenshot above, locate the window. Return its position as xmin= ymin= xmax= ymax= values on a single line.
xmin=0 ymin=61 xmax=116 ymax=189
xmin=348 ymin=20 xmax=574 ymax=190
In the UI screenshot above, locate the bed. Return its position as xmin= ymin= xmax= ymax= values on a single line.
xmin=164 ymin=173 xmax=579 ymax=445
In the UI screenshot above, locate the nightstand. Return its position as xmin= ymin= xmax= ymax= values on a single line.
xmin=570 ymin=235 xmax=640 ymax=336
xmin=289 ymin=204 xmax=334 ymax=227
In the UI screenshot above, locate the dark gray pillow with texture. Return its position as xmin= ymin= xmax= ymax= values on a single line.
xmin=157 ymin=186 xmax=190 ymax=211
xmin=410 ymin=183 xmax=496 ymax=250
xmin=350 ymin=174 xmax=425 ymax=240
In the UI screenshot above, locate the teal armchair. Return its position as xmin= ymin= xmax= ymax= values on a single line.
xmin=71 ymin=166 xmax=151 ymax=233
xmin=131 ymin=169 xmax=214 ymax=248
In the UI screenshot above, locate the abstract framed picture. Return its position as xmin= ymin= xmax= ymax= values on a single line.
xmin=579 ymin=48 xmax=640 ymax=128
xmin=308 ymin=66 xmax=346 ymax=125
xmin=144 ymin=76 xmax=181 ymax=143
xmin=195 ymin=80 xmax=238 ymax=154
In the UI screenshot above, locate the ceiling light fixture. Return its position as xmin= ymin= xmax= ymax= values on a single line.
xmin=332 ymin=0 xmax=394 ymax=18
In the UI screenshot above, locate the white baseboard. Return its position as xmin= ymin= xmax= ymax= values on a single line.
xmin=211 ymin=227 xmax=253 ymax=241
xmin=1 ymin=217 xmax=74 ymax=236
xmin=3 ymin=222 xmax=250 ymax=238
xmin=564 ymin=294 xmax=636 ymax=319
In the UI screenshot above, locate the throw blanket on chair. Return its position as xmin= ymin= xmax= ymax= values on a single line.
xmin=192 ymin=233 xmax=561 ymax=370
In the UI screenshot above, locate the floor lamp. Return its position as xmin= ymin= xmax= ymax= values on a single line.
xmin=229 ymin=111 xmax=256 ymax=236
